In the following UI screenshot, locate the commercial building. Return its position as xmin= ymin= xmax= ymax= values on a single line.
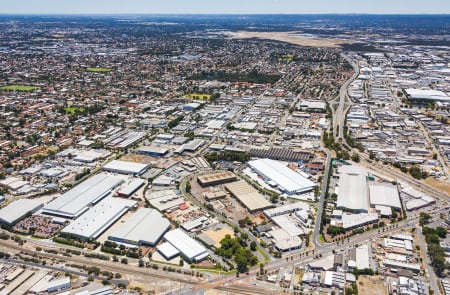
xmin=61 ymin=197 xmax=137 ymax=239
xmin=336 ymin=165 xmax=369 ymax=212
xmin=264 ymin=201 xmax=311 ymax=218
xmin=298 ymin=100 xmax=327 ymax=112
xmin=159 ymin=228 xmax=209 ymax=262
xmin=197 ymin=171 xmax=237 ymax=187
xmin=331 ymin=213 xmax=378 ymax=230
xmin=404 ymin=88 xmax=450 ymax=102
xmin=109 ymin=208 xmax=170 ymax=246
xmin=47 ymin=277 xmax=71 ymax=293
xmin=268 ymin=228 xmax=303 ymax=252
xmin=224 ymin=180 xmax=274 ymax=213
xmin=248 ymin=158 xmax=316 ymax=195
xmin=348 ymin=244 xmax=370 ymax=269
xmin=103 ymin=160 xmax=149 ymax=175
xmin=43 ymin=173 xmax=124 ymax=218
xmin=0 ymin=199 xmax=43 ymax=225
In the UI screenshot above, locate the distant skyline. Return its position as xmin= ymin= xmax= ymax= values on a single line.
xmin=1 ymin=0 xmax=450 ymax=15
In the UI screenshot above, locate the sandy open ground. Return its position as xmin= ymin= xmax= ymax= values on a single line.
xmin=425 ymin=177 xmax=450 ymax=196
xmin=228 ymin=31 xmax=350 ymax=48
xmin=357 ymin=275 xmax=387 ymax=295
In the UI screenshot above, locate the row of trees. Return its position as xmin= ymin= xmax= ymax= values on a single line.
xmin=204 ymin=151 xmax=251 ymax=164
xmin=422 ymin=226 xmax=448 ymax=276
xmin=190 ymin=69 xmax=280 ymax=84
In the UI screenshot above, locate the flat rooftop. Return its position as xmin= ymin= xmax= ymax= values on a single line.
xmin=248 ymin=158 xmax=316 ymax=194
xmin=62 ymin=197 xmax=137 ymax=239
xmin=224 ymin=180 xmax=274 ymax=212
xmin=109 ymin=208 xmax=170 ymax=246
xmin=43 ymin=173 xmax=124 ymax=218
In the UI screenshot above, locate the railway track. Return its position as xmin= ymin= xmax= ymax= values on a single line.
xmin=0 ymin=239 xmax=198 ymax=285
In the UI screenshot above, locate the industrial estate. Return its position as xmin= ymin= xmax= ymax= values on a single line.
xmin=0 ymin=13 xmax=449 ymax=295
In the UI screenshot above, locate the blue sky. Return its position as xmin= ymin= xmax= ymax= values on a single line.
xmin=1 ymin=0 xmax=450 ymax=14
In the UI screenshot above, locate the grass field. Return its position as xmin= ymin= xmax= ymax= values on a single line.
xmin=87 ymin=67 xmax=113 ymax=73
xmin=0 ymin=85 xmax=40 ymax=91
xmin=64 ymin=107 xmax=85 ymax=114
xmin=186 ymin=93 xmax=211 ymax=101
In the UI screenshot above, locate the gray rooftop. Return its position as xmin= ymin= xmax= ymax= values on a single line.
xmin=109 ymin=208 xmax=170 ymax=246
xmin=43 ymin=173 xmax=124 ymax=218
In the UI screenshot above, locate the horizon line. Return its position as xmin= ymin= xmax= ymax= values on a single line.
xmin=1 ymin=13 xmax=450 ymax=16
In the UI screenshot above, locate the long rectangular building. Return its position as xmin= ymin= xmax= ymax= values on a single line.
xmin=336 ymin=166 xmax=369 ymax=212
xmin=61 ymin=197 xmax=137 ymax=239
xmin=0 ymin=199 xmax=43 ymax=225
xmin=103 ymin=160 xmax=149 ymax=175
xmin=248 ymin=158 xmax=316 ymax=195
xmin=224 ymin=180 xmax=274 ymax=213
xmin=197 ymin=171 xmax=237 ymax=187
xmin=43 ymin=173 xmax=124 ymax=218
xmin=109 ymin=208 xmax=170 ymax=246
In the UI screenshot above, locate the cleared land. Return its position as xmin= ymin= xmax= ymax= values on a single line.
xmin=357 ymin=275 xmax=387 ymax=295
xmin=0 ymin=85 xmax=40 ymax=91
xmin=87 ymin=67 xmax=113 ymax=73
xmin=202 ymin=227 xmax=235 ymax=248
xmin=425 ymin=177 xmax=450 ymax=195
xmin=228 ymin=31 xmax=350 ymax=48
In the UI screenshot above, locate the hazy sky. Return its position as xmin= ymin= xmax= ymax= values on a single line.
xmin=1 ymin=0 xmax=450 ymax=14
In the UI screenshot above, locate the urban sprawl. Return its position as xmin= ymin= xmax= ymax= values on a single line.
xmin=0 ymin=15 xmax=449 ymax=295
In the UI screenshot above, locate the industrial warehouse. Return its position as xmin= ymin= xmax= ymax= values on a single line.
xmin=335 ymin=165 xmax=401 ymax=214
xmin=102 ymin=160 xmax=149 ymax=175
xmin=0 ymin=199 xmax=43 ymax=225
xmin=224 ymin=180 xmax=274 ymax=213
xmin=43 ymin=173 xmax=125 ymax=218
xmin=108 ymin=208 xmax=170 ymax=246
xmin=61 ymin=197 xmax=137 ymax=239
xmin=336 ymin=165 xmax=369 ymax=212
xmin=158 ymin=228 xmax=209 ymax=263
xmin=248 ymin=158 xmax=316 ymax=195
xmin=197 ymin=171 xmax=237 ymax=187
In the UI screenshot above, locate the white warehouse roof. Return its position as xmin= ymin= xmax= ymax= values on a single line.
xmin=103 ymin=160 xmax=149 ymax=175
xmin=369 ymin=184 xmax=401 ymax=209
xmin=336 ymin=166 xmax=369 ymax=212
xmin=163 ymin=228 xmax=209 ymax=262
xmin=43 ymin=173 xmax=124 ymax=218
xmin=62 ymin=197 xmax=137 ymax=239
xmin=109 ymin=208 xmax=170 ymax=246
xmin=0 ymin=199 xmax=43 ymax=225
xmin=248 ymin=158 xmax=316 ymax=195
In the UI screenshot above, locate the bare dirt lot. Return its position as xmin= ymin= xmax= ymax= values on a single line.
xmin=228 ymin=31 xmax=350 ymax=48
xmin=120 ymin=153 xmax=184 ymax=168
xmin=425 ymin=177 xmax=450 ymax=196
xmin=357 ymin=275 xmax=387 ymax=295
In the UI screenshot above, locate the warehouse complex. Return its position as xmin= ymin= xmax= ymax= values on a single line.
xmin=158 ymin=228 xmax=209 ymax=263
xmin=335 ymin=165 xmax=403 ymax=214
xmin=248 ymin=158 xmax=316 ymax=195
xmin=336 ymin=166 xmax=369 ymax=212
xmin=61 ymin=197 xmax=137 ymax=239
xmin=0 ymin=199 xmax=43 ymax=225
xmin=224 ymin=180 xmax=274 ymax=213
xmin=43 ymin=173 xmax=124 ymax=218
xmin=109 ymin=208 xmax=170 ymax=246
xmin=103 ymin=160 xmax=149 ymax=175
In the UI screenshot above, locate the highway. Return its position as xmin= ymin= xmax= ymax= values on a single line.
xmin=332 ymin=54 xmax=359 ymax=140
